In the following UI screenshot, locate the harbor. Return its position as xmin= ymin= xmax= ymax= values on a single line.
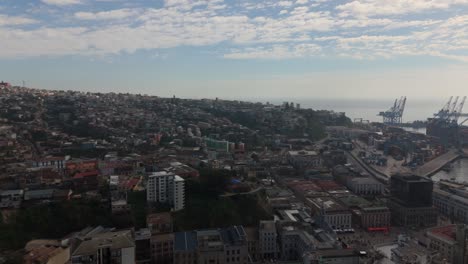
xmin=433 ymin=157 xmax=468 ymax=182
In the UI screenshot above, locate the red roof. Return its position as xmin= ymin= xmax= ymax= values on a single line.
xmin=291 ymin=183 xmax=321 ymax=192
xmin=73 ymin=170 xmax=99 ymax=179
xmin=428 ymin=225 xmax=456 ymax=241
xmin=121 ymin=178 xmax=139 ymax=189
xmin=313 ymin=180 xmax=345 ymax=191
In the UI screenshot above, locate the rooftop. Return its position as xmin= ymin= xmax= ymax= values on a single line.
xmin=315 ymin=249 xmax=361 ymax=258
xmin=392 ymin=174 xmax=432 ymax=183
xmin=0 ymin=189 xmax=24 ymax=196
xmin=260 ymin=220 xmax=276 ymax=232
xmin=309 ymin=197 xmax=347 ymax=212
xmin=288 ymin=150 xmax=318 ymax=156
xmin=174 ymin=231 xmax=197 ymax=251
xmin=220 ymin=226 xmax=246 ymax=245
xmin=72 ymin=229 xmax=134 ymax=256
xmin=337 ymin=195 xmax=371 ymax=208
xmin=427 ymin=225 xmax=457 ymax=244
xmin=350 ymin=177 xmax=381 ymax=185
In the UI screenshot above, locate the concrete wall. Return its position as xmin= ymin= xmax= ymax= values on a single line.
xmin=121 ymin=247 xmax=135 ymax=264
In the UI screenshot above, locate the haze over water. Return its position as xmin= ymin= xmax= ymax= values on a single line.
xmin=262 ymin=98 xmax=448 ymax=123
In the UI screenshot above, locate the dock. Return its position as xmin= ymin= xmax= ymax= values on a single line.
xmin=415 ymin=149 xmax=461 ymax=177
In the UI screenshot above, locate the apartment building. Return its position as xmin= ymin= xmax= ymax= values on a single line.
xmin=146 ymin=171 xmax=185 ymax=211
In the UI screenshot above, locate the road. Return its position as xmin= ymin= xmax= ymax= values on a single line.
xmin=221 ymin=187 xmax=264 ymax=197
xmin=345 ymin=151 xmax=389 ymax=185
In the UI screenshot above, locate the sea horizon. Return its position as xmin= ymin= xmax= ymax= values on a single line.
xmin=240 ymin=97 xmax=448 ymax=123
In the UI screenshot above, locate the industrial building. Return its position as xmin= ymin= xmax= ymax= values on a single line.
xmin=426 ymin=96 xmax=468 ymax=146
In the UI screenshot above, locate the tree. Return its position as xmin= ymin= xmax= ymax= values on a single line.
xmin=199 ymin=169 xmax=232 ymax=195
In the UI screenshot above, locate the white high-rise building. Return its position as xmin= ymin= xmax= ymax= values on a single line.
xmin=147 ymin=171 xmax=185 ymax=211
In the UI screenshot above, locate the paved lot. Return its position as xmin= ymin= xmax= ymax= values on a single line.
xmin=338 ymin=227 xmax=403 ymax=248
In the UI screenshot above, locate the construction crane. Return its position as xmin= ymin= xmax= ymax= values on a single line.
xmin=378 ymin=97 xmax=406 ymax=125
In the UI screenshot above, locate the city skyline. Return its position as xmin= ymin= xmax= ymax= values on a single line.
xmin=1 ymin=0 xmax=468 ymax=98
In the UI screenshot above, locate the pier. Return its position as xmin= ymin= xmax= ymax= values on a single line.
xmin=415 ymin=149 xmax=461 ymax=177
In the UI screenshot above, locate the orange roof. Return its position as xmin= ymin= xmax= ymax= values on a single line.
xmin=24 ymin=246 xmax=66 ymax=264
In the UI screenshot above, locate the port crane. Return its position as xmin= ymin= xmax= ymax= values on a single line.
xmin=428 ymin=96 xmax=468 ymax=147
xmin=434 ymin=96 xmax=468 ymax=124
xmin=378 ymin=97 xmax=406 ymax=125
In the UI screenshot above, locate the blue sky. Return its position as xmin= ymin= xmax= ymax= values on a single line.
xmin=0 ymin=0 xmax=468 ymax=99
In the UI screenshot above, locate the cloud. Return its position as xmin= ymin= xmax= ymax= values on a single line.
xmin=0 ymin=15 xmax=37 ymax=26
xmin=224 ymin=44 xmax=321 ymax=59
xmin=278 ymin=1 xmax=293 ymax=7
xmin=41 ymin=0 xmax=82 ymax=6
xmin=336 ymin=0 xmax=468 ymax=17
xmin=0 ymin=0 xmax=467 ymax=63
xmin=74 ymin=9 xmax=139 ymax=20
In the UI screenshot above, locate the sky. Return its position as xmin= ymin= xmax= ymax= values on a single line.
xmin=0 ymin=0 xmax=468 ymax=100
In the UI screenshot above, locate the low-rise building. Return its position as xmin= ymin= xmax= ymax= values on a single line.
xmin=244 ymin=227 xmax=259 ymax=262
xmin=135 ymin=229 xmax=151 ymax=264
xmin=259 ymin=220 xmax=278 ymax=260
xmin=308 ymin=197 xmax=352 ymax=230
xmin=111 ymin=200 xmax=131 ymax=214
xmin=304 ymin=249 xmax=362 ymax=264
xmin=426 ymin=225 xmax=457 ymax=263
xmin=174 ymin=231 xmax=197 ymax=264
xmin=0 ymin=189 xmax=23 ymax=208
xmin=173 ymin=226 xmax=249 ymax=264
xmin=221 ymin=226 xmax=249 ymax=264
xmin=24 ymin=240 xmax=70 ymax=264
xmin=391 ymin=240 xmax=436 ymax=264
xmin=287 ymin=150 xmax=321 ymax=170
xmin=433 ymin=186 xmax=468 ymax=224
xmin=31 ymin=156 xmax=66 ymax=171
xmin=146 ymin=212 xmax=173 ymax=234
xmin=347 ymin=177 xmax=383 ymax=196
xmin=357 ymin=206 xmax=391 ymax=230
xmin=150 ymin=233 xmax=174 ymax=264
xmin=71 ymin=229 xmax=135 ymax=264
xmin=24 ymin=189 xmax=55 ymax=201
xmin=279 ymin=224 xmax=339 ymax=262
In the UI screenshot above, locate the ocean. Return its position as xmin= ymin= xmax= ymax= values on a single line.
xmin=263 ymin=98 xmax=447 ymax=123
xmin=433 ymin=158 xmax=468 ymax=183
